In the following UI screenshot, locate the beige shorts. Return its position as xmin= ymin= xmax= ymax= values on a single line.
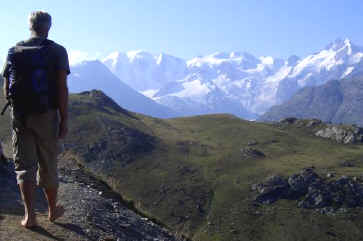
xmin=12 ymin=109 xmax=60 ymax=189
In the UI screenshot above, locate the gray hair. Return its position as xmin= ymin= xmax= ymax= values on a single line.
xmin=28 ymin=11 xmax=52 ymax=33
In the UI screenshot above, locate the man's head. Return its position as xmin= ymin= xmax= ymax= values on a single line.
xmin=29 ymin=11 xmax=52 ymax=37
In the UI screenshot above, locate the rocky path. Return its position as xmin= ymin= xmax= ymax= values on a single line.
xmin=0 ymin=158 xmax=185 ymax=241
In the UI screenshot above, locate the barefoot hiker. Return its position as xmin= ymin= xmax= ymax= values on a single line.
xmin=1 ymin=11 xmax=70 ymax=228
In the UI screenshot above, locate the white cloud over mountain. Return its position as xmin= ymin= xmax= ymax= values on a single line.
xmin=69 ymin=50 xmax=102 ymax=66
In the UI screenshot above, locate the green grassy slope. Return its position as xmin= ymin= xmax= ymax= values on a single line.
xmin=2 ymin=86 xmax=363 ymax=240
xmin=136 ymin=115 xmax=363 ymax=240
xmin=64 ymin=91 xmax=363 ymax=241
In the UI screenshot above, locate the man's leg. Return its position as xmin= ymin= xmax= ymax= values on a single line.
xmin=18 ymin=181 xmax=37 ymax=227
xmin=12 ymin=115 xmax=39 ymax=228
xmin=43 ymin=187 xmax=64 ymax=222
xmin=33 ymin=109 xmax=64 ymax=222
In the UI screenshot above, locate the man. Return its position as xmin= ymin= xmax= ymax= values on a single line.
xmin=1 ymin=11 xmax=70 ymax=228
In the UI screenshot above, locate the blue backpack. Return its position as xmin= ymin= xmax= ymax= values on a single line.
xmin=4 ymin=39 xmax=54 ymax=116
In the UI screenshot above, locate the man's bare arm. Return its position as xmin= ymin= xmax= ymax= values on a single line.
xmin=56 ymin=70 xmax=68 ymax=139
xmin=3 ymin=77 xmax=9 ymax=98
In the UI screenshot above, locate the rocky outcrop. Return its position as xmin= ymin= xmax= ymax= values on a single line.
xmin=277 ymin=118 xmax=363 ymax=144
xmin=315 ymin=125 xmax=363 ymax=144
xmin=251 ymin=175 xmax=289 ymax=204
xmin=278 ymin=118 xmax=324 ymax=129
xmin=252 ymin=168 xmax=363 ymax=213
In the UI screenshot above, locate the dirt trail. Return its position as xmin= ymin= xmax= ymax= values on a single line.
xmin=0 ymin=157 xmax=183 ymax=241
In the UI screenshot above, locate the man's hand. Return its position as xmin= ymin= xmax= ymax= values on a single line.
xmin=56 ymin=69 xmax=69 ymax=139
xmin=58 ymin=120 xmax=68 ymax=139
xmin=3 ymin=77 xmax=9 ymax=98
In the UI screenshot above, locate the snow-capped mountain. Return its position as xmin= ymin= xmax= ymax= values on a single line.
xmin=68 ymin=60 xmax=177 ymax=118
xmin=102 ymin=50 xmax=187 ymax=91
xmin=275 ymin=38 xmax=363 ymax=103
xmin=100 ymin=38 xmax=363 ymax=119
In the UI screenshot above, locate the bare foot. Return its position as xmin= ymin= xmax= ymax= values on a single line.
xmin=21 ymin=215 xmax=38 ymax=228
xmin=49 ymin=205 xmax=65 ymax=222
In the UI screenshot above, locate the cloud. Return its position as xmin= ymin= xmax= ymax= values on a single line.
xmin=69 ymin=50 xmax=103 ymax=66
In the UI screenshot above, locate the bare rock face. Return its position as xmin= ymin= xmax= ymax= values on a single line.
xmin=315 ymin=125 xmax=363 ymax=144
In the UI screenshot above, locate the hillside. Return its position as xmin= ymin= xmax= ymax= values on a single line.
xmin=2 ymin=83 xmax=363 ymax=240
xmin=63 ymin=91 xmax=363 ymax=240
xmin=260 ymin=73 xmax=363 ymax=126
xmin=0 ymin=76 xmax=186 ymax=241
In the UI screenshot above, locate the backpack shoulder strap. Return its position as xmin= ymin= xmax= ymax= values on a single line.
xmin=15 ymin=39 xmax=54 ymax=48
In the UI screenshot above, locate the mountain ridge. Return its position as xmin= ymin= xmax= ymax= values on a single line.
xmin=259 ymin=73 xmax=363 ymax=126
xmin=97 ymin=38 xmax=363 ymax=119
xmin=68 ymin=59 xmax=178 ymax=118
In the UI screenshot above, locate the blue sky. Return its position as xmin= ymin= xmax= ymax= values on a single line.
xmin=1 ymin=0 xmax=363 ymax=64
